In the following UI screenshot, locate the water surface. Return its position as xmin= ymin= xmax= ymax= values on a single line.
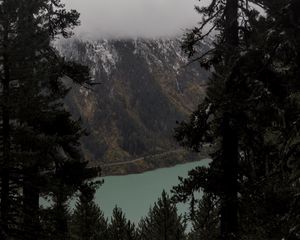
xmin=94 ymin=159 xmax=210 ymax=223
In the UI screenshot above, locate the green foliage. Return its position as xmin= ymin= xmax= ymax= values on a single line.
xmin=0 ymin=0 xmax=93 ymax=238
xmin=109 ymin=207 xmax=139 ymax=240
xmin=188 ymin=193 xmax=219 ymax=240
xmin=174 ymin=0 xmax=300 ymax=239
xmin=70 ymin=184 xmax=108 ymax=240
xmin=139 ymin=191 xmax=186 ymax=240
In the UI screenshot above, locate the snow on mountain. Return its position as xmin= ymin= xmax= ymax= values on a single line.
xmin=57 ymin=37 xmax=210 ymax=165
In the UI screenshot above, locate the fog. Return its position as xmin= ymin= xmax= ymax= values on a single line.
xmin=63 ymin=0 xmax=209 ymax=39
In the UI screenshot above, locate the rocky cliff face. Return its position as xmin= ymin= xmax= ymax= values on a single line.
xmin=57 ymin=38 xmax=210 ymax=165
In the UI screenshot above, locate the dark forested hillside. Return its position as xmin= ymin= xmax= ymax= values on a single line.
xmin=57 ymin=38 xmax=211 ymax=165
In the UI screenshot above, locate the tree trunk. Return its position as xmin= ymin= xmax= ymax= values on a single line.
xmin=224 ymin=0 xmax=239 ymax=47
xmin=220 ymin=0 xmax=239 ymax=239
xmin=221 ymin=114 xmax=239 ymax=240
xmin=23 ymin=166 xmax=40 ymax=240
xmin=1 ymin=14 xmax=11 ymax=233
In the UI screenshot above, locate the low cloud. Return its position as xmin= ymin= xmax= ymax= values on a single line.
xmin=63 ymin=0 xmax=208 ymax=39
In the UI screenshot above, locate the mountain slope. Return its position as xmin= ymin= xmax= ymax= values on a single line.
xmin=57 ymin=38 xmax=210 ymax=166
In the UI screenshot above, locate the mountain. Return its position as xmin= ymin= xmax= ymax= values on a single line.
xmin=56 ymin=37 xmax=210 ymax=171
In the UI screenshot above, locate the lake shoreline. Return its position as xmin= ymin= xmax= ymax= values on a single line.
xmin=99 ymin=148 xmax=210 ymax=177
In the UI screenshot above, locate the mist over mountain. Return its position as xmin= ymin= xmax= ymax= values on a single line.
xmin=57 ymin=37 xmax=210 ymax=166
xmin=62 ymin=0 xmax=211 ymax=38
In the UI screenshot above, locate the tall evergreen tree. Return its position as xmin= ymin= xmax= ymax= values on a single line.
xmin=70 ymin=183 xmax=108 ymax=240
xmin=173 ymin=0 xmax=299 ymax=239
xmin=109 ymin=206 xmax=139 ymax=240
xmin=0 ymin=0 xmax=19 ymax=235
xmin=174 ymin=0 xmax=250 ymax=238
xmin=139 ymin=191 xmax=186 ymax=240
xmin=188 ymin=193 xmax=219 ymax=240
xmin=0 ymin=0 xmax=92 ymax=238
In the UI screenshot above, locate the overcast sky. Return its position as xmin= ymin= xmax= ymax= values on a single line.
xmin=63 ymin=0 xmax=208 ymax=38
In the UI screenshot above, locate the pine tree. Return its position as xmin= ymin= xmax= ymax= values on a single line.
xmin=51 ymin=193 xmax=72 ymax=240
xmin=139 ymin=191 xmax=186 ymax=240
xmin=174 ymin=0 xmax=300 ymax=239
xmin=0 ymin=0 xmax=20 ymax=235
xmin=241 ymin=1 xmax=300 ymax=238
xmin=0 ymin=0 xmax=92 ymax=238
xmin=70 ymin=183 xmax=108 ymax=240
xmin=109 ymin=206 xmax=139 ymax=240
xmin=174 ymin=0 xmax=249 ymax=238
xmin=188 ymin=193 xmax=219 ymax=240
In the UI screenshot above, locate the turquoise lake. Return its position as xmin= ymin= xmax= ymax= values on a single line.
xmin=93 ymin=159 xmax=210 ymax=223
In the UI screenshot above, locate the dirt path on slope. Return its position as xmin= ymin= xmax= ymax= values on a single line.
xmin=100 ymin=149 xmax=184 ymax=168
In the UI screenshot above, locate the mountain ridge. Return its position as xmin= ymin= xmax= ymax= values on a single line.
xmin=57 ymin=37 xmax=210 ymax=169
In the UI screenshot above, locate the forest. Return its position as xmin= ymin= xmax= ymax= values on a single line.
xmin=0 ymin=0 xmax=299 ymax=239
